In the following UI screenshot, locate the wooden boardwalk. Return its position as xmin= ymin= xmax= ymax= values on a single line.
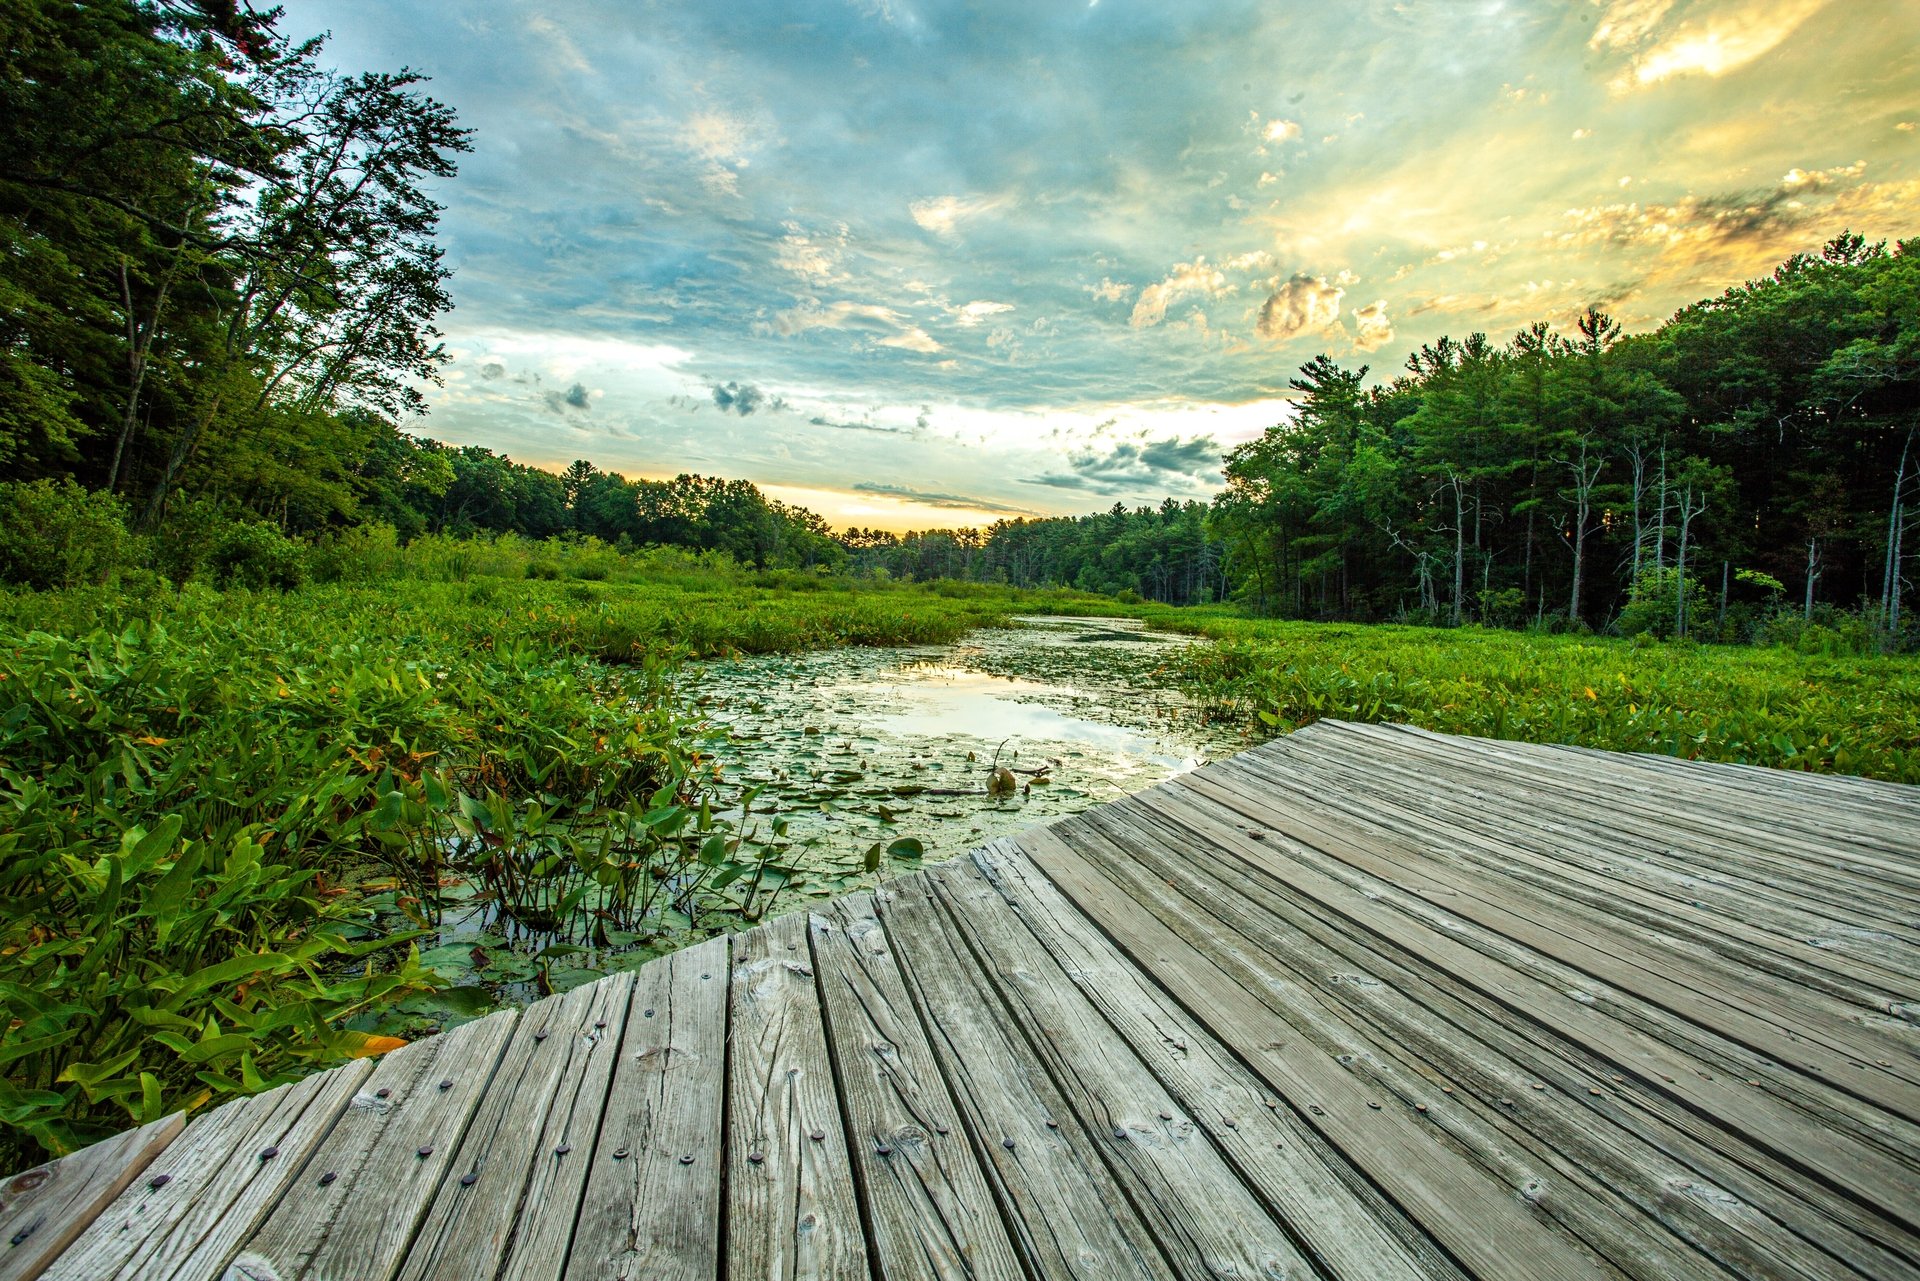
xmin=4 ymin=721 xmax=1917 ymax=1280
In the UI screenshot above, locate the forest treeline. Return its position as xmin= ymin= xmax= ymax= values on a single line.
xmin=4 ymin=5 xmax=1916 ymax=644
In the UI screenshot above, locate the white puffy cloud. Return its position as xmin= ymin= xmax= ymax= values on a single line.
xmin=1255 ymin=273 xmax=1345 ymax=342
xmin=1130 ymin=258 xmax=1232 ymax=329
xmin=1350 ymin=300 xmax=1394 ymax=352
xmin=1263 ymin=118 xmax=1302 ymax=144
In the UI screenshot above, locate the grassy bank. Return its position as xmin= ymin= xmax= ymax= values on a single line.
xmin=0 ymin=571 xmax=1118 ymax=1169
xmin=1147 ymin=610 xmax=1920 ymax=784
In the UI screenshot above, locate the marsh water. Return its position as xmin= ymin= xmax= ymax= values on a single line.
xmin=362 ymin=615 xmax=1231 ymax=1031
xmin=690 ymin=614 xmax=1237 ymax=872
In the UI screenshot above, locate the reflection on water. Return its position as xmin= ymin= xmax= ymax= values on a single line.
xmin=861 ymin=666 xmax=1203 ymax=770
xmin=684 ymin=614 xmax=1236 ymax=872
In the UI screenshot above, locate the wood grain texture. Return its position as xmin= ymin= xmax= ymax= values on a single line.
xmin=724 ymin=914 xmax=868 ymax=1281
xmin=962 ymin=838 xmax=1467 ymax=1281
xmin=398 ymin=974 xmax=635 ymax=1281
xmin=564 ymin=935 xmax=729 ymax=1281
xmin=220 ymin=1011 xmax=519 ymax=1281
xmin=45 ymin=1060 xmax=373 ymax=1281
xmin=811 ymin=895 xmax=1026 ymax=1280
xmin=0 ymin=1113 xmax=183 ymax=1281
xmin=877 ymin=874 xmax=1174 ymax=1280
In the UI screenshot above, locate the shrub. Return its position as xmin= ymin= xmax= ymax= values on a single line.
xmin=0 ymin=480 xmax=142 ymax=590
xmin=307 ymin=523 xmax=402 ymax=584
xmin=526 ymin=559 xmax=562 ymax=580
xmin=1615 ymin=567 xmax=1713 ymax=640
xmin=207 ymin=521 xmax=308 ymax=591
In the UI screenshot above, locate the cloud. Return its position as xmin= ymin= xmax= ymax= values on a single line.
xmin=768 ymin=300 xmax=903 ymax=337
xmin=1262 ymin=118 xmax=1302 ymax=144
xmin=953 ymin=300 xmax=1015 ymax=327
xmin=479 ymin=361 xmax=506 ymax=380
xmin=851 ymin=482 xmax=1034 ymax=514
xmin=878 ymin=326 xmax=943 ymax=353
xmin=774 ymin=222 xmax=850 ymax=284
xmin=1029 ymin=434 xmax=1223 ymax=496
xmin=1130 ymin=258 xmax=1232 ymax=329
xmin=809 ymin=414 xmax=900 ymax=434
xmin=1086 ymin=278 xmax=1132 ymax=304
xmin=544 ymin=381 xmax=592 ymax=413
xmin=909 ymin=194 xmax=1005 ymax=236
xmin=1351 ymin=300 xmax=1394 ymax=352
xmin=711 ymin=381 xmax=765 ymax=415
xmin=1256 ymin=273 xmax=1345 ymax=342
xmin=1593 ymin=0 xmax=1831 ymax=90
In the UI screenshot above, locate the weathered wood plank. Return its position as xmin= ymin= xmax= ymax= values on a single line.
xmin=219 ymin=1011 xmax=519 ymax=1281
xmin=0 ymin=1113 xmax=184 ymax=1281
xmin=1188 ymin=762 xmax=1920 ymax=1116
xmin=810 ymin=894 xmax=1026 ymax=1280
xmin=398 ymin=975 xmax=634 ymax=1281
xmin=1125 ymin=778 xmax=1920 ymax=1224
xmin=45 ymin=1059 xmax=374 ymax=1281
xmin=878 ymin=874 xmax=1195 ymax=1279
xmin=724 ymin=914 xmax=868 ymax=1281
xmin=1016 ymin=822 xmax=1619 ymax=1281
xmin=1237 ymin=733 xmax=1920 ymax=1006
xmin=960 ymin=839 xmax=1470 ymax=1281
xmin=1084 ymin=792 xmax=1919 ymax=1279
xmin=564 ymin=937 xmax=729 ymax=1281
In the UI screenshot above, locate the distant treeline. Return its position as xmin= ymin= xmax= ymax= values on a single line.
xmin=841 ymin=502 xmax=1224 ymax=605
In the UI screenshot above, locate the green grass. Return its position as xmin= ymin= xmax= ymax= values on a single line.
xmin=1143 ymin=611 xmax=1920 ymax=784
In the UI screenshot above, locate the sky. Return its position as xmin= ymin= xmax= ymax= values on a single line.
xmin=288 ymin=0 xmax=1919 ymax=531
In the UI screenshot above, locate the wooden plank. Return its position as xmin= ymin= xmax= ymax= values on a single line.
xmin=1244 ymin=729 xmax=1920 ymax=998
xmin=1116 ymin=780 xmax=1920 ymax=1240
xmin=398 ymin=974 xmax=635 ymax=1281
xmin=564 ymin=937 xmax=729 ymax=1281
xmin=724 ymin=914 xmax=868 ymax=1281
xmin=810 ymin=894 xmax=1026 ymax=1281
xmin=1244 ymin=732 xmax=1920 ymax=1001
xmin=960 ymin=838 xmax=1470 ymax=1281
xmin=879 ymin=873 xmax=1212 ymax=1279
xmin=1015 ymin=823 xmax=1617 ymax=1281
xmin=1077 ymin=795 xmax=1919 ymax=1279
xmin=1190 ymin=761 xmax=1920 ymax=1116
xmin=1329 ymin=723 xmax=1920 ymax=900
xmin=45 ymin=1059 xmax=374 ymax=1281
xmin=929 ymin=852 xmax=1466 ymax=1281
xmin=0 ymin=1113 xmax=184 ymax=1281
xmin=219 ymin=1011 xmax=519 ymax=1281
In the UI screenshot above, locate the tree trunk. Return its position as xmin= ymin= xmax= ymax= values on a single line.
xmin=1886 ymin=427 xmax=1914 ymax=639
xmin=1804 ymin=539 xmax=1819 ymax=620
xmin=1451 ymin=473 xmax=1465 ymax=627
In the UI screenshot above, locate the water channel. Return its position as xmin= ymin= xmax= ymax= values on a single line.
xmin=364 ymin=614 xmax=1234 ymax=1030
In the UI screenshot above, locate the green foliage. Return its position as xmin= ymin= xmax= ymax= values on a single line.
xmin=0 ymin=480 xmax=143 ymax=590
xmin=207 ymin=521 xmax=309 ymax=591
xmin=1159 ymin=614 xmax=1920 ymax=783
xmin=1615 ymin=568 xmax=1712 ymax=641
